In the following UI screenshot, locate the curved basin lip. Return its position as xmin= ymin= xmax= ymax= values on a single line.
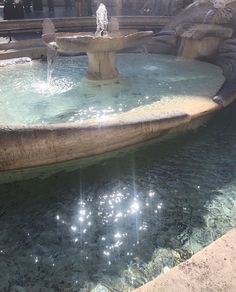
xmin=54 ymin=30 xmax=154 ymax=41
xmin=0 ymin=83 xmax=224 ymax=175
xmin=0 ymin=112 xmax=189 ymax=131
xmin=0 ymin=102 xmax=219 ymax=176
xmin=53 ymin=31 xmax=154 ymax=53
xmin=0 ymin=95 xmax=221 ymax=131
xmin=0 ymin=53 xmax=225 ymax=132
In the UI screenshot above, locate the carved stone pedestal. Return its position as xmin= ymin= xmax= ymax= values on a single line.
xmin=87 ymin=51 xmax=118 ymax=80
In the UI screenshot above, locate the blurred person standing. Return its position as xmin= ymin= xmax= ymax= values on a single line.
xmin=15 ymin=0 xmax=24 ymax=17
xmin=32 ymin=0 xmax=43 ymax=11
xmin=64 ymin=0 xmax=72 ymax=10
xmin=4 ymin=0 xmax=24 ymax=19
xmin=75 ymin=0 xmax=83 ymax=16
xmin=86 ymin=0 xmax=93 ymax=15
xmin=23 ymin=0 xmax=31 ymax=13
xmin=3 ymin=0 xmax=15 ymax=19
xmin=47 ymin=0 xmax=55 ymax=12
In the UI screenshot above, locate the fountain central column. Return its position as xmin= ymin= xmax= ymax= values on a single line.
xmin=87 ymin=3 xmax=118 ymax=80
xmin=87 ymin=51 xmax=118 ymax=80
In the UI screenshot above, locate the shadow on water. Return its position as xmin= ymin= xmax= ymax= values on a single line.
xmin=0 ymin=102 xmax=236 ymax=290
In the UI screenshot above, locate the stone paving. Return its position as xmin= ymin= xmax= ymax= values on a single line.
xmin=136 ymin=228 xmax=236 ymax=292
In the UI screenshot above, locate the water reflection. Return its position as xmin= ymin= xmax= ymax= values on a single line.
xmin=0 ymin=105 xmax=236 ymax=290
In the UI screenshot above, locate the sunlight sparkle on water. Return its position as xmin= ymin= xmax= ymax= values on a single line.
xmin=79 ymin=217 xmax=84 ymax=222
xmin=114 ymin=240 xmax=123 ymax=248
xmin=71 ymin=226 xmax=77 ymax=232
xmin=114 ymin=232 xmax=122 ymax=239
xmin=115 ymin=212 xmax=123 ymax=218
xmin=103 ymin=251 xmax=110 ymax=256
xmin=79 ymin=209 xmax=86 ymax=216
xmin=149 ymin=190 xmax=155 ymax=197
xmin=157 ymin=203 xmax=163 ymax=209
xmin=130 ymin=201 xmax=140 ymax=213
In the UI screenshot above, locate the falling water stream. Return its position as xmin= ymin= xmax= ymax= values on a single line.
xmin=47 ymin=48 xmax=58 ymax=84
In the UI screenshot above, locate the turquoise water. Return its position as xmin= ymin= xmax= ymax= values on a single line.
xmin=0 ymin=54 xmax=222 ymax=125
xmin=0 ymin=103 xmax=235 ymax=291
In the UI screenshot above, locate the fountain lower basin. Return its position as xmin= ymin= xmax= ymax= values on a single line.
xmin=0 ymin=53 xmax=226 ymax=180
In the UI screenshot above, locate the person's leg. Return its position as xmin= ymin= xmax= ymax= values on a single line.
xmin=23 ymin=0 xmax=32 ymax=13
xmin=76 ymin=1 xmax=82 ymax=16
xmin=18 ymin=2 xmax=25 ymax=18
xmin=47 ymin=0 xmax=54 ymax=12
xmin=32 ymin=0 xmax=43 ymax=11
xmin=65 ymin=0 xmax=72 ymax=10
xmin=3 ymin=1 xmax=11 ymax=20
xmin=87 ymin=0 xmax=92 ymax=16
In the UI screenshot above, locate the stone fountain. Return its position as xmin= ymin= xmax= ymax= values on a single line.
xmin=43 ymin=3 xmax=153 ymax=80
xmin=1 ymin=1 xmax=235 ymax=183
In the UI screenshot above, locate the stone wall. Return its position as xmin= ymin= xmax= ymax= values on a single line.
xmin=104 ymin=0 xmax=188 ymax=16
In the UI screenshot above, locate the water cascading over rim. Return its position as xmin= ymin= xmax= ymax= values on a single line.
xmin=42 ymin=3 xmax=153 ymax=81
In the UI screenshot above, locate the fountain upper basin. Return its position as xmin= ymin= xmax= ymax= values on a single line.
xmin=43 ymin=31 xmax=154 ymax=53
xmin=43 ymin=30 xmax=153 ymax=80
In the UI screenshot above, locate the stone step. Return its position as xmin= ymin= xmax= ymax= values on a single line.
xmin=0 ymin=38 xmax=44 ymax=50
xmin=135 ymin=229 xmax=236 ymax=292
xmin=0 ymin=47 xmax=47 ymax=60
xmin=0 ymin=16 xmax=170 ymax=35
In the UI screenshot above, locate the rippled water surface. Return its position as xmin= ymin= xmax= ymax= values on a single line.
xmin=0 ymin=103 xmax=236 ymax=291
xmin=0 ymin=53 xmax=222 ymax=125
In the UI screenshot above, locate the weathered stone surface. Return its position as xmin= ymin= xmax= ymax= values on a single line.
xmin=147 ymin=33 xmax=177 ymax=54
xmin=135 ymin=228 xmax=236 ymax=292
xmin=212 ymin=38 xmax=236 ymax=106
xmin=0 ymin=110 xmax=191 ymax=172
xmin=43 ymin=30 xmax=153 ymax=80
xmin=176 ymin=23 xmax=233 ymax=39
xmin=179 ymin=36 xmax=222 ymax=59
xmin=151 ymin=1 xmax=236 ymax=59
xmin=0 ymin=89 xmax=226 ymax=176
xmin=0 ymin=57 xmax=31 ymax=67
xmin=46 ymin=31 xmax=153 ymax=53
xmin=87 ymin=51 xmax=118 ymax=80
xmin=216 ymin=38 xmax=236 ymax=77
xmin=167 ymin=0 xmax=236 ymax=28
xmin=176 ymin=23 xmax=233 ymax=59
